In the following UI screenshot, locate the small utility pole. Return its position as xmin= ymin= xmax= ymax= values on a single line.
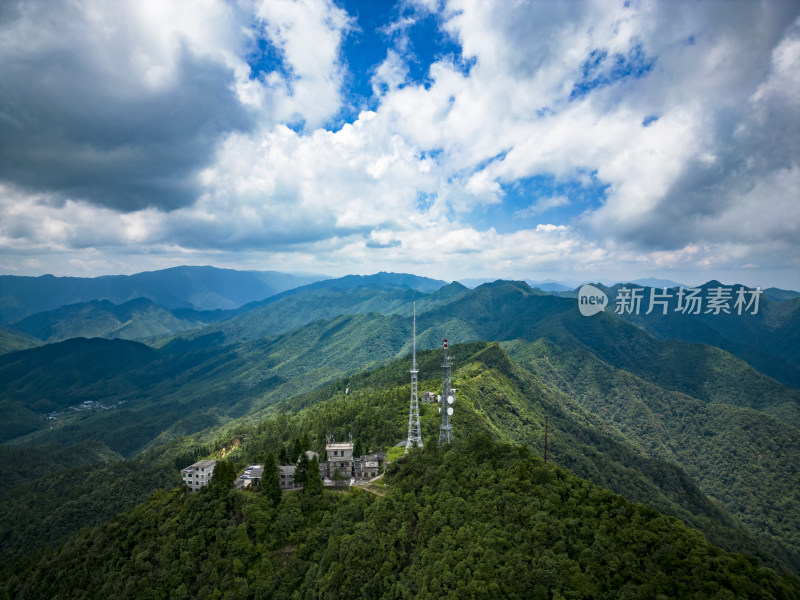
xmin=544 ymin=416 xmax=548 ymax=464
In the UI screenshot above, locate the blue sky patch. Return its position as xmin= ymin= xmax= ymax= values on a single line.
xmin=247 ymin=36 xmax=294 ymax=84
xmin=642 ymin=113 xmax=660 ymax=127
xmin=570 ymin=43 xmax=655 ymax=100
xmin=330 ymin=0 xmax=466 ymax=126
xmin=468 ymin=172 xmax=610 ymax=233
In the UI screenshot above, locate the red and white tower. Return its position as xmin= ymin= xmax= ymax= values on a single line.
xmin=438 ymin=339 xmax=455 ymax=446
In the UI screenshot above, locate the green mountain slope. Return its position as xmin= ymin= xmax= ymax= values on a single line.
xmin=765 ymin=287 xmax=800 ymax=302
xmin=0 ymin=327 xmax=41 ymax=355
xmin=0 ymin=459 xmax=179 ymax=567
xmin=7 ymin=297 xmax=233 ymax=343
xmin=0 ymin=338 xmax=170 ymax=443
xmin=0 ymin=312 xmax=423 ymax=456
xmin=6 ymin=438 xmax=799 ymax=599
xmin=600 ymin=282 xmax=800 ymax=388
xmin=506 ymin=337 xmax=800 ymax=569
xmin=0 ymin=266 xmax=325 ymax=323
xmin=1 ymin=341 xmax=796 ymax=579
xmin=419 ymin=281 xmax=800 ymax=428
xmin=216 ymin=342 xmax=794 ymax=573
xmin=154 ymin=280 xmax=467 ymax=349
xmin=163 ymin=286 xmax=424 ymax=347
xmin=0 ymin=440 xmax=122 ymax=495
xmin=453 ymin=343 xmax=798 ymax=572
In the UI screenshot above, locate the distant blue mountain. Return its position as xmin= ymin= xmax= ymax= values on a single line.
xmin=525 ymin=279 xmax=573 ymax=292
xmin=8 ymin=297 xmax=233 ymax=343
xmin=0 ymin=266 xmax=326 ymax=323
xmin=307 ymin=272 xmax=447 ymax=292
xmin=622 ymin=278 xmax=688 ymax=288
xmin=460 ymin=278 xmax=573 ymax=292
xmin=764 ymin=287 xmax=800 ymax=302
xmin=247 ymin=271 xmax=448 ymax=307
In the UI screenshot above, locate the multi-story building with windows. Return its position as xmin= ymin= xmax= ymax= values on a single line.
xmin=354 ymin=454 xmax=381 ymax=481
xmin=181 ymin=459 xmax=217 ymax=492
xmin=323 ymin=441 xmax=384 ymax=482
xmin=324 ymin=441 xmax=354 ymax=480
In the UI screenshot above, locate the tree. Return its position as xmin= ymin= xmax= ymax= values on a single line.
xmin=278 ymin=444 xmax=289 ymax=465
xmin=304 ymin=456 xmax=323 ymax=497
xmin=294 ymin=452 xmax=309 ymax=488
xmin=353 ymin=438 xmax=363 ymax=459
xmin=290 ymin=438 xmax=303 ymax=463
xmin=263 ymin=453 xmax=282 ymax=508
xmin=301 ymin=433 xmax=311 ymax=452
xmin=208 ymin=460 xmax=236 ymax=496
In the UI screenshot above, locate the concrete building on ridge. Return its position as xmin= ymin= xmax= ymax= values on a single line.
xmin=181 ymin=459 xmax=217 ymax=492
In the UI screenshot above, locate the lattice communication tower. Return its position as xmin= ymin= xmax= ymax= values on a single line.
xmin=405 ymin=303 xmax=423 ymax=453
xmin=437 ymin=339 xmax=455 ymax=446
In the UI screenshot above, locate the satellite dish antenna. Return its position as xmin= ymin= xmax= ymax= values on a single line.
xmin=447 ymin=395 xmax=454 ymax=404
xmin=447 ymin=407 xmax=454 ymax=416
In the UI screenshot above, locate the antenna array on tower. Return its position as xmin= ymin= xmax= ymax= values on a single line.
xmin=438 ymin=339 xmax=455 ymax=446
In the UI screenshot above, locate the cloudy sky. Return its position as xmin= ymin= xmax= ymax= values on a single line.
xmin=1 ymin=0 xmax=798 ymax=288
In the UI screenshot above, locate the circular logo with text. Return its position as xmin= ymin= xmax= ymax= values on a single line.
xmin=578 ymin=284 xmax=608 ymax=316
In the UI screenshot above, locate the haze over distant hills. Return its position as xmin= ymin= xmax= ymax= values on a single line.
xmin=0 ymin=270 xmax=450 ymax=347
xmin=0 ymin=266 xmax=326 ymax=323
xmin=460 ymin=277 xmax=693 ymax=291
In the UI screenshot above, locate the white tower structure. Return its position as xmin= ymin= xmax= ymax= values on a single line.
xmin=438 ymin=339 xmax=455 ymax=446
xmin=405 ymin=303 xmax=423 ymax=453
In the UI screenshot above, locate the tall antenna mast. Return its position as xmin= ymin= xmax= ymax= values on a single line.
xmin=438 ymin=339 xmax=455 ymax=446
xmin=405 ymin=303 xmax=423 ymax=453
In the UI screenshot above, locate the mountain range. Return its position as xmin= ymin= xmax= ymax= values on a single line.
xmin=0 ymin=266 xmax=325 ymax=323
xmin=0 ymin=267 xmax=798 ymax=593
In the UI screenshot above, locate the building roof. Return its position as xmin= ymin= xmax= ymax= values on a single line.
xmin=280 ymin=465 xmax=296 ymax=475
xmin=326 ymin=442 xmax=353 ymax=450
xmin=240 ymin=465 xmax=264 ymax=479
xmin=181 ymin=459 xmax=217 ymax=473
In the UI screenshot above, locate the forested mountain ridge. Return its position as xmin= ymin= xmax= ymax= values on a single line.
xmin=163 ymin=341 xmax=799 ymax=573
xmin=5 ymin=437 xmax=799 ymax=599
xmin=0 ymin=327 xmax=40 ymax=355
xmin=597 ymin=281 xmax=800 ymax=388
xmin=0 ymin=266 xmax=325 ymax=323
xmin=1 ymin=270 xmax=452 ymax=344
xmin=1 ymin=279 xmax=798 ymax=587
xmin=505 ymin=338 xmax=800 ymax=569
xmin=411 ymin=281 xmax=800 ymax=427
xmin=7 ymin=297 xmax=236 ymax=343
xmin=2 ymin=281 xmax=796 ymax=465
xmin=158 ymin=280 xmax=469 ymax=348
xmin=1 ymin=339 xmax=795 ymax=580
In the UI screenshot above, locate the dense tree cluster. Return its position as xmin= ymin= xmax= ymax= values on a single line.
xmin=5 ymin=437 xmax=799 ymax=599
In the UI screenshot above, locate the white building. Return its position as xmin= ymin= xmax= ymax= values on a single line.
xmin=323 ymin=441 xmax=385 ymax=483
xmin=325 ymin=441 xmax=354 ymax=480
xmin=181 ymin=459 xmax=217 ymax=492
xmin=236 ymin=464 xmax=264 ymax=489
